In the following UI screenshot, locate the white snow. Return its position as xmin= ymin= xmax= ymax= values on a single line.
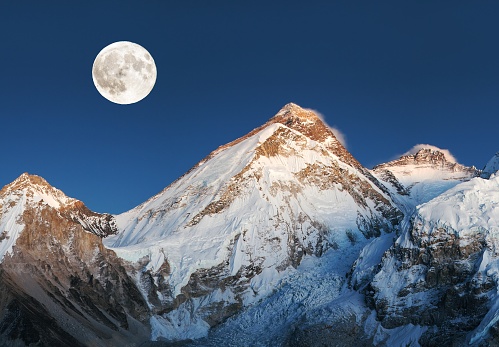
xmin=372 ymin=160 xmax=476 ymax=210
xmin=0 ymin=173 xmax=77 ymax=262
xmin=103 ymin=112 xmax=400 ymax=342
xmin=416 ymin=176 xmax=499 ymax=238
xmin=371 ymin=174 xmax=499 ymax=345
xmin=403 ymin=144 xmax=457 ymax=163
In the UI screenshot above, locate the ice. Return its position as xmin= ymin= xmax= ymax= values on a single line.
xmin=102 ymin=109 xmax=401 ymax=342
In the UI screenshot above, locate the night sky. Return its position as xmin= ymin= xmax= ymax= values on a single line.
xmin=1 ymin=1 xmax=498 ymax=214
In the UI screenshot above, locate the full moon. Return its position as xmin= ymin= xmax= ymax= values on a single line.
xmin=92 ymin=41 xmax=157 ymax=104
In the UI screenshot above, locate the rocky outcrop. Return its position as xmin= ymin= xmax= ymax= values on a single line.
xmin=105 ymin=103 xmax=403 ymax=342
xmin=0 ymin=174 xmax=150 ymax=346
xmin=367 ymin=175 xmax=499 ymax=345
xmin=374 ymin=148 xmax=474 ymax=172
xmin=372 ymin=147 xmax=479 ymax=211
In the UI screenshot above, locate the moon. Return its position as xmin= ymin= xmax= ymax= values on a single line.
xmin=92 ymin=41 xmax=157 ymax=104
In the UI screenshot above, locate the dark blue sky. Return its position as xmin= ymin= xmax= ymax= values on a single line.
xmin=1 ymin=1 xmax=498 ymax=213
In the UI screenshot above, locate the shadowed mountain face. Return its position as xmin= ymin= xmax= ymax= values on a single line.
xmin=0 ymin=104 xmax=497 ymax=346
xmin=0 ymin=174 xmax=150 ymax=346
xmin=104 ymin=103 xmax=403 ymax=341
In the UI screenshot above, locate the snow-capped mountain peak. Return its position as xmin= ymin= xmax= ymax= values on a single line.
xmin=270 ymin=102 xmax=321 ymax=124
xmin=188 ymin=103 xmax=357 ymax=174
xmin=1 ymin=172 xmax=76 ymax=209
xmin=372 ymin=146 xmax=479 ymax=209
xmin=0 ymin=173 xmax=116 ymax=263
xmin=104 ymin=103 xmax=403 ymax=341
xmin=0 ymin=173 xmax=74 ymax=262
xmin=375 ymin=147 xmax=464 ymax=169
xmin=266 ymin=103 xmax=358 ymax=168
xmin=0 ymin=173 xmax=147 ymax=346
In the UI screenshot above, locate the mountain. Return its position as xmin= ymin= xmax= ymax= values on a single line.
xmin=103 ymin=103 xmax=403 ymax=341
xmin=0 ymin=104 xmax=497 ymax=346
xmin=284 ymin=147 xmax=482 ymax=347
xmin=367 ymin=170 xmax=499 ymax=345
xmin=0 ymin=174 xmax=150 ymax=346
xmin=372 ymin=147 xmax=479 ymax=210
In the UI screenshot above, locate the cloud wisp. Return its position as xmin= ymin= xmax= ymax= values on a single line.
xmin=306 ymin=109 xmax=347 ymax=148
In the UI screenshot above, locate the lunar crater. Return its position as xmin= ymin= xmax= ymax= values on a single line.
xmin=92 ymin=41 xmax=157 ymax=104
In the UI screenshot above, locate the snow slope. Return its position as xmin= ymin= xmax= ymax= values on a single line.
xmin=0 ymin=173 xmax=117 ymax=263
xmin=370 ymin=174 xmax=499 ymax=345
xmin=0 ymin=173 xmax=77 ymax=262
xmin=372 ymin=147 xmax=478 ymax=211
xmin=104 ymin=103 xmax=402 ymax=341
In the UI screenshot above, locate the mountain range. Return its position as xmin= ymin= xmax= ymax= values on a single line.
xmin=0 ymin=103 xmax=497 ymax=346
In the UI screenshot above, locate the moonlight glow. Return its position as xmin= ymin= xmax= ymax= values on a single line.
xmin=92 ymin=41 xmax=157 ymax=104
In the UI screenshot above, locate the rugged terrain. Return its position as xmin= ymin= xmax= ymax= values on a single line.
xmin=104 ymin=103 xmax=402 ymax=341
xmin=0 ymin=103 xmax=496 ymax=346
xmin=0 ymin=174 xmax=150 ymax=346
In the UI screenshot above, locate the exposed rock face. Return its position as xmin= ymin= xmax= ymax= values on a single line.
xmin=62 ymin=201 xmax=118 ymax=237
xmin=105 ymin=103 xmax=403 ymax=341
xmin=266 ymin=103 xmax=360 ymax=168
xmin=2 ymin=109 xmax=493 ymax=346
xmin=375 ymin=148 xmax=450 ymax=169
xmin=0 ymin=174 xmax=150 ymax=346
xmin=367 ymin=175 xmax=499 ymax=345
xmin=372 ymin=147 xmax=479 ymax=209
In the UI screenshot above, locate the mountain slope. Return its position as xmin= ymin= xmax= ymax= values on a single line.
xmin=1 ymin=105 xmax=495 ymax=346
xmin=104 ymin=103 xmax=403 ymax=341
xmin=367 ymin=165 xmax=499 ymax=345
xmin=0 ymin=174 xmax=150 ymax=346
xmin=372 ymin=147 xmax=478 ymax=210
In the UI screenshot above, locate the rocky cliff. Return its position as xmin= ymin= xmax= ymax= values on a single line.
xmin=1 ymin=106 xmax=497 ymax=347
xmin=0 ymin=174 xmax=150 ymax=346
xmin=104 ymin=103 xmax=403 ymax=342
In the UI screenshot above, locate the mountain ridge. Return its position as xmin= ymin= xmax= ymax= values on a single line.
xmin=0 ymin=104 xmax=497 ymax=346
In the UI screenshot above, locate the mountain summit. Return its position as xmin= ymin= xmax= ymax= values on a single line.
xmin=1 ymin=172 xmax=77 ymax=209
xmin=266 ymin=103 xmax=359 ymax=167
xmin=374 ymin=147 xmax=470 ymax=170
xmin=190 ymin=103 xmax=357 ymax=173
xmin=0 ymin=105 xmax=496 ymax=346
xmin=372 ymin=146 xmax=478 ymax=208
xmin=0 ymin=174 xmax=147 ymax=346
xmin=104 ymin=103 xmax=402 ymax=341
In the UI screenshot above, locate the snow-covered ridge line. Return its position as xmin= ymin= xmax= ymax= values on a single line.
xmin=0 ymin=173 xmax=118 ymax=263
xmin=0 ymin=173 xmax=78 ymax=262
xmin=101 ymin=103 xmax=404 ymax=342
xmin=369 ymin=174 xmax=499 ymax=345
xmin=1 ymin=172 xmax=77 ymax=209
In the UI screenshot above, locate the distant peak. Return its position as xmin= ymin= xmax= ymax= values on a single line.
xmin=373 ymin=145 xmax=479 ymax=174
xmin=271 ymin=103 xmax=321 ymax=124
xmin=3 ymin=172 xmax=52 ymax=192
xmin=411 ymin=148 xmax=448 ymax=163
xmin=1 ymin=173 xmax=76 ymax=209
xmin=403 ymin=144 xmax=457 ymax=163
